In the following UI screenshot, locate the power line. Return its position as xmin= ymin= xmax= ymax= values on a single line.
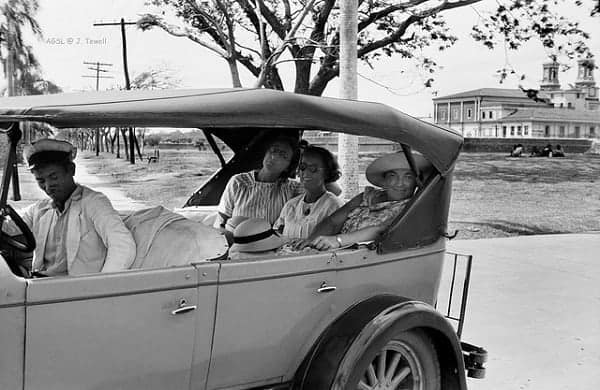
xmin=81 ymin=61 xmax=114 ymax=91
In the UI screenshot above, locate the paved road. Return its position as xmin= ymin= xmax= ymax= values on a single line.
xmin=449 ymin=234 xmax=600 ymax=390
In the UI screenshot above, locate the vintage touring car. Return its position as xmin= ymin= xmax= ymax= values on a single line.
xmin=0 ymin=88 xmax=486 ymax=390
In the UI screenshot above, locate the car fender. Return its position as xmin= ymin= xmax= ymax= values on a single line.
xmin=293 ymin=295 xmax=467 ymax=390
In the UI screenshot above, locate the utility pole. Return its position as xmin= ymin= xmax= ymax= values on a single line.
xmin=82 ymin=61 xmax=113 ymax=156
xmin=2 ymin=21 xmax=21 ymax=200
xmin=94 ymin=18 xmax=138 ymax=164
xmin=83 ymin=61 xmax=113 ymax=91
xmin=338 ymin=0 xmax=359 ymax=200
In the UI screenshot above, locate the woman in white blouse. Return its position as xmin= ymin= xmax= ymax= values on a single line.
xmin=275 ymin=146 xmax=343 ymax=239
xmin=216 ymin=135 xmax=303 ymax=229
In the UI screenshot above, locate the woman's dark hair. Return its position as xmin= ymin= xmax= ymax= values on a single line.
xmin=301 ymin=145 xmax=341 ymax=183
xmin=262 ymin=134 xmax=301 ymax=180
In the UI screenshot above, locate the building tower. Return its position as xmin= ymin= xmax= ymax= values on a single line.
xmin=575 ymin=58 xmax=596 ymax=89
xmin=540 ymin=61 xmax=561 ymax=91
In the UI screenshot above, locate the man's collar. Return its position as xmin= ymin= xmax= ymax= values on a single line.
xmin=51 ymin=184 xmax=83 ymax=211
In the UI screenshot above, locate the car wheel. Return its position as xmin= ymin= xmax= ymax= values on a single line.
xmin=333 ymin=329 xmax=441 ymax=390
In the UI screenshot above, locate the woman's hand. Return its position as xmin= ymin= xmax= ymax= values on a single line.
xmin=291 ymin=238 xmax=311 ymax=250
xmin=311 ymin=235 xmax=340 ymax=251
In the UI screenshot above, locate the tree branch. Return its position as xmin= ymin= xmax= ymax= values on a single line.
xmin=358 ymin=0 xmax=482 ymax=57
xmin=137 ymin=14 xmax=228 ymax=57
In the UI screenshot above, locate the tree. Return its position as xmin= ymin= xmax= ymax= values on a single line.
xmin=130 ymin=66 xmax=181 ymax=90
xmin=137 ymin=0 xmax=593 ymax=95
xmin=0 ymin=0 xmax=43 ymax=96
xmin=145 ymin=134 xmax=162 ymax=147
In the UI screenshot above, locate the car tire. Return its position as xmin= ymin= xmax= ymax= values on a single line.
xmin=331 ymin=329 xmax=441 ymax=390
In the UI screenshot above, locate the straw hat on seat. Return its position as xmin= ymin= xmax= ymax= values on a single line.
xmin=230 ymin=218 xmax=284 ymax=253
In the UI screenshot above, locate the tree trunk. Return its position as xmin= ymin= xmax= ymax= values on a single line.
xmin=338 ymin=0 xmax=360 ymax=200
xmin=293 ymin=45 xmax=314 ymax=94
xmin=121 ymin=128 xmax=129 ymax=160
xmin=227 ymin=58 xmax=242 ymax=88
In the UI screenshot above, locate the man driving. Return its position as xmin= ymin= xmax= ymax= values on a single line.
xmin=12 ymin=138 xmax=136 ymax=276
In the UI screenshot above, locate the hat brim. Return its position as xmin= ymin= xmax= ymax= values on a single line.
xmin=366 ymin=153 xmax=429 ymax=188
xmin=26 ymin=151 xmax=72 ymax=169
xmin=230 ymin=233 xmax=283 ymax=253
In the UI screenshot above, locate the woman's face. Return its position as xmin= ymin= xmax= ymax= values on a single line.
xmin=262 ymin=141 xmax=294 ymax=176
xmin=298 ymin=152 xmax=326 ymax=191
xmin=382 ymin=169 xmax=416 ymax=200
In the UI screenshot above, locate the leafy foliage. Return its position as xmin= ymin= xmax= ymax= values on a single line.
xmin=1 ymin=0 xmax=62 ymax=96
xmin=138 ymin=0 xmax=592 ymax=95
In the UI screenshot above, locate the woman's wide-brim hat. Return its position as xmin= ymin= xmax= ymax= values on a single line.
xmin=23 ymin=138 xmax=77 ymax=169
xmin=366 ymin=152 xmax=429 ymax=188
xmin=230 ymin=218 xmax=284 ymax=253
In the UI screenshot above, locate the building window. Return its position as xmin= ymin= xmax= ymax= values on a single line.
xmin=452 ymin=108 xmax=459 ymax=120
xmin=567 ymin=102 xmax=572 ymax=108
xmin=575 ymin=126 xmax=580 ymax=138
xmin=576 ymin=93 xmax=580 ymax=98
xmin=590 ymin=126 xmax=596 ymax=137
xmin=517 ymin=126 xmax=522 ymax=136
xmin=545 ymin=125 xmax=550 ymax=137
xmin=482 ymin=111 xmax=486 ymax=119
xmin=559 ymin=126 xmax=565 ymax=137
xmin=466 ymin=108 xmax=472 ymax=119
xmin=502 ymin=126 xmax=507 ymax=137
xmin=510 ymin=126 xmax=515 ymax=136
xmin=489 ymin=111 xmax=493 ymax=119
xmin=439 ymin=110 xmax=446 ymax=121
xmin=524 ymin=125 xmax=529 ymax=136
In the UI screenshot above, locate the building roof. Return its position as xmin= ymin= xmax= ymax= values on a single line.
xmin=499 ymin=108 xmax=600 ymax=123
xmin=433 ymin=88 xmax=530 ymax=101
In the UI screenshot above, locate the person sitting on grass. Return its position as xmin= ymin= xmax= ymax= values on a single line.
xmin=509 ymin=144 xmax=524 ymax=157
xmin=541 ymin=144 xmax=553 ymax=157
xmin=529 ymin=146 xmax=541 ymax=157
xmin=294 ymin=152 xmax=427 ymax=251
xmin=553 ymin=144 xmax=565 ymax=157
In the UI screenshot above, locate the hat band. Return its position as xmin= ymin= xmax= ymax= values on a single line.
xmin=233 ymin=229 xmax=279 ymax=244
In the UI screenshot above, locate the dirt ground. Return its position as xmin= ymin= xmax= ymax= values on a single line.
xmin=79 ymin=150 xmax=600 ymax=239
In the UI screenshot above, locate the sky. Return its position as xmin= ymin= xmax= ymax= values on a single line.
xmin=5 ymin=0 xmax=600 ymax=118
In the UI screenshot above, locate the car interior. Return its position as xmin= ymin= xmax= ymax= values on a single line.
xmin=0 ymin=127 xmax=440 ymax=279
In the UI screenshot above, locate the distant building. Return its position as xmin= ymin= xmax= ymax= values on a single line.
xmin=432 ymin=59 xmax=600 ymax=138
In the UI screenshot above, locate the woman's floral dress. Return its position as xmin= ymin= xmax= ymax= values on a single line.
xmin=340 ymin=186 xmax=410 ymax=234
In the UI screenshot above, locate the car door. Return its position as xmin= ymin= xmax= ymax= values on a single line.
xmin=206 ymin=252 xmax=338 ymax=389
xmin=0 ymin=259 xmax=27 ymax=390
xmin=24 ymin=263 xmax=219 ymax=390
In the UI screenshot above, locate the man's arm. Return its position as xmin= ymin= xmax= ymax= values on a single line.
xmin=308 ymin=193 xmax=362 ymax=240
xmin=88 ymin=194 xmax=136 ymax=272
xmin=310 ymin=225 xmax=384 ymax=251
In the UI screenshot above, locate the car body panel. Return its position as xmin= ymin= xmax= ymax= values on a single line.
xmin=0 ymin=259 xmax=26 ymax=390
xmin=332 ymin=239 xmax=445 ymax=308
xmin=207 ymin=252 xmax=338 ymax=389
xmin=284 ymin=241 xmax=446 ymax=382
xmin=23 ymin=264 xmax=218 ymax=390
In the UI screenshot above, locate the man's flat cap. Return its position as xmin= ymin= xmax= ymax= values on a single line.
xmin=23 ymin=138 xmax=77 ymax=169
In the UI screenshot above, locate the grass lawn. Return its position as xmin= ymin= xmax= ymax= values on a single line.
xmin=80 ymin=150 xmax=600 ymax=240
